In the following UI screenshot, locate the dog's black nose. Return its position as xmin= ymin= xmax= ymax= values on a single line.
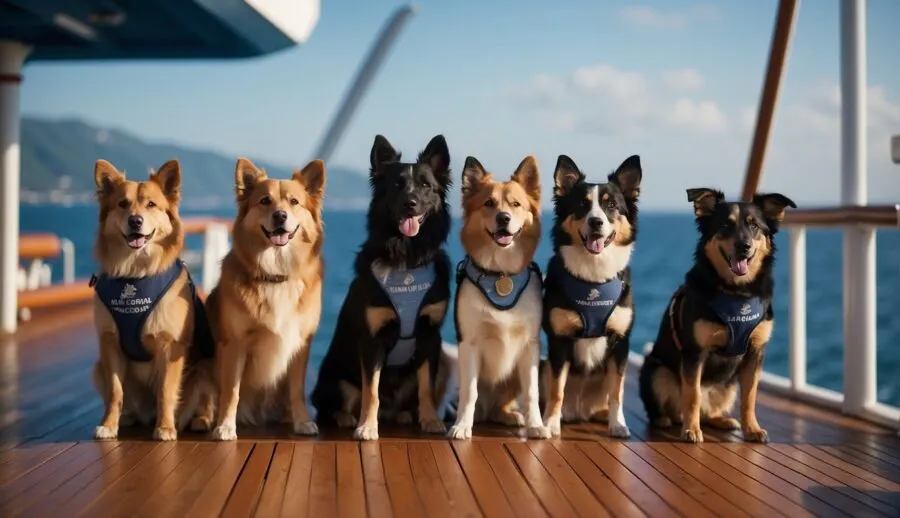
xmin=127 ymin=215 xmax=143 ymax=230
xmin=273 ymin=210 xmax=288 ymax=226
xmin=588 ymin=217 xmax=604 ymax=231
xmin=496 ymin=212 xmax=511 ymax=226
xmin=405 ymin=199 xmax=418 ymax=209
xmin=735 ymin=240 xmax=752 ymax=256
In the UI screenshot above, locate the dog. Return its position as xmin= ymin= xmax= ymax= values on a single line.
xmin=311 ymin=134 xmax=452 ymax=441
xmin=639 ymin=188 xmax=795 ymax=443
xmin=91 ymin=158 xmax=215 ymax=441
xmin=207 ymin=157 xmax=325 ymax=441
xmin=447 ymin=155 xmax=549 ymax=440
xmin=540 ymin=154 xmax=642 ymax=438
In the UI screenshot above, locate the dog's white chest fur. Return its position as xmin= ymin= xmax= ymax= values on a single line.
xmin=456 ymin=271 xmax=542 ymax=383
xmin=574 ymin=336 xmax=609 ymax=372
xmin=242 ymin=280 xmax=306 ymax=389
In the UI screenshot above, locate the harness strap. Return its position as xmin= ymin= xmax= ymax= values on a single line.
xmin=668 ymin=286 xmax=686 ymax=351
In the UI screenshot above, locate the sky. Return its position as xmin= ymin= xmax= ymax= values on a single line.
xmin=20 ymin=0 xmax=900 ymax=210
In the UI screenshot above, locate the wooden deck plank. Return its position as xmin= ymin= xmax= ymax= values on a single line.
xmin=819 ymin=445 xmax=900 ymax=482
xmin=786 ymin=444 xmax=900 ymax=493
xmin=181 ymin=441 xmax=253 ymax=518
xmin=504 ymin=441 xmax=575 ymax=517
xmin=131 ymin=442 xmax=216 ymax=518
xmin=0 ymin=442 xmax=75 ymax=485
xmin=336 ymin=442 xmax=368 ymax=518
xmin=479 ymin=442 xmax=547 ymax=518
xmin=552 ymin=441 xmax=646 ymax=518
xmin=408 ymin=442 xmax=453 ymax=518
xmin=430 ymin=443 xmax=481 ymax=518
xmin=718 ymin=444 xmax=887 ymax=517
xmin=253 ymin=443 xmax=293 ymax=517
xmin=309 ymin=442 xmax=339 ymax=517
xmin=221 ymin=442 xmax=274 ymax=518
xmin=525 ymin=441 xmax=611 ymax=518
xmin=280 ymin=443 xmax=315 ymax=518
xmin=381 ymin=442 xmax=426 ymax=518
xmin=452 ymin=442 xmax=515 ymax=518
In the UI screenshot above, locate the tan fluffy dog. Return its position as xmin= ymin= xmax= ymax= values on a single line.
xmin=208 ymin=157 xmax=325 ymax=441
xmin=448 ymin=156 xmax=550 ymax=440
xmin=92 ymin=159 xmax=214 ymax=441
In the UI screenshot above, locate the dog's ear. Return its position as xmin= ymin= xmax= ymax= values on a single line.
xmin=610 ymin=154 xmax=642 ymax=202
xmin=461 ymin=156 xmax=489 ymax=200
xmin=553 ymin=155 xmax=584 ymax=197
xmin=94 ymin=159 xmax=126 ymax=200
xmin=419 ymin=134 xmax=451 ymax=187
xmin=686 ymin=188 xmax=724 ymax=218
xmin=151 ymin=159 xmax=181 ymax=204
xmin=752 ymin=192 xmax=796 ymax=225
xmin=369 ymin=135 xmax=400 ymax=178
xmin=293 ymin=159 xmax=326 ymax=199
xmin=512 ymin=155 xmax=541 ymax=203
xmin=235 ymin=157 xmax=267 ymax=200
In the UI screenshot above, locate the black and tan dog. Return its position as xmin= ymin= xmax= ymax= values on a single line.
xmin=639 ymin=188 xmax=795 ymax=443
xmin=540 ymin=155 xmax=642 ymax=438
xmin=311 ymin=135 xmax=452 ymax=440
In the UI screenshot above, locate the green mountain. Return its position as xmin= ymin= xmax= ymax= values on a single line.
xmin=20 ymin=117 xmax=372 ymax=209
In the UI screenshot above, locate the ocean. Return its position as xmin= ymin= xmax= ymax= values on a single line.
xmin=22 ymin=205 xmax=900 ymax=408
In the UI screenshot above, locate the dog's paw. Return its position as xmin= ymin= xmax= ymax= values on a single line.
xmin=545 ymin=416 xmax=562 ymax=437
xmin=681 ymin=426 xmax=704 ymax=444
xmin=94 ymin=425 xmax=118 ymax=440
xmin=706 ymin=416 xmax=741 ymax=431
xmin=293 ymin=421 xmax=319 ymax=436
xmin=420 ymin=418 xmax=447 ymax=434
xmin=495 ymin=410 xmax=525 ymax=427
xmin=190 ymin=416 xmax=213 ymax=432
xmin=395 ymin=411 xmax=414 ymax=425
xmin=743 ymin=427 xmax=769 ymax=443
xmin=608 ymin=423 xmax=631 ymax=439
xmin=153 ymin=426 xmax=178 ymax=441
xmin=526 ymin=425 xmax=552 ymax=440
xmin=353 ymin=425 xmax=379 ymax=441
xmin=335 ymin=412 xmax=358 ymax=428
xmin=652 ymin=416 xmax=673 ymax=428
xmin=447 ymin=424 xmax=472 ymax=440
xmin=211 ymin=424 xmax=238 ymax=441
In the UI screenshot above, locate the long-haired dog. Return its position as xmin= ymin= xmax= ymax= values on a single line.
xmin=91 ymin=159 xmax=215 ymax=441
xmin=447 ymin=155 xmax=549 ymax=440
xmin=639 ymin=188 xmax=795 ymax=443
xmin=207 ymin=157 xmax=325 ymax=441
xmin=311 ymin=135 xmax=452 ymax=441
xmin=541 ymin=155 xmax=642 ymax=438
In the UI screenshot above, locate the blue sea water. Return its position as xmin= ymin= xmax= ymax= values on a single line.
xmin=22 ymin=205 xmax=900 ymax=407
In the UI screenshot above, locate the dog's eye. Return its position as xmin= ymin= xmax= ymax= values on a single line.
xmin=581 ymin=199 xmax=591 ymax=208
xmin=607 ymin=200 xmax=617 ymax=210
xmin=118 ymin=199 xmax=129 ymax=208
xmin=511 ymin=201 xmax=521 ymax=208
xmin=260 ymin=196 xmax=272 ymax=206
xmin=147 ymin=201 xmax=156 ymax=208
xmin=484 ymin=198 xmax=496 ymax=208
xmin=290 ymin=198 xmax=299 ymax=206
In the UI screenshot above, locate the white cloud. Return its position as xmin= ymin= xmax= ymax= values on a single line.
xmin=620 ymin=4 xmax=721 ymax=29
xmin=665 ymin=99 xmax=728 ymax=132
xmin=662 ymin=68 xmax=705 ymax=92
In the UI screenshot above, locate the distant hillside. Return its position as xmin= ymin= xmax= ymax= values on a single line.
xmin=20 ymin=117 xmax=372 ymax=209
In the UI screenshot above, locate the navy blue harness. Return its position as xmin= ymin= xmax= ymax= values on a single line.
xmin=91 ymin=260 xmax=214 ymax=362
xmin=707 ymin=292 xmax=766 ymax=355
xmin=456 ymin=255 xmax=540 ymax=310
xmin=545 ymin=255 xmax=624 ymax=338
xmin=372 ymin=262 xmax=436 ymax=366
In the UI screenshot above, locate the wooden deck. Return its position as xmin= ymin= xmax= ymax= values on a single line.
xmin=1 ymin=305 xmax=899 ymax=517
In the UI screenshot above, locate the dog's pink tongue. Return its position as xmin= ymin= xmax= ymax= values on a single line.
xmin=495 ymin=234 xmax=513 ymax=246
xmin=270 ymin=233 xmax=290 ymax=246
xmin=399 ymin=217 xmax=420 ymax=237
xmin=128 ymin=236 xmax=147 ymax=249
xmin=586 ymin=237 xmax=604 ymax=254
xmin=730 ymin=257 xmax=750 ymax=276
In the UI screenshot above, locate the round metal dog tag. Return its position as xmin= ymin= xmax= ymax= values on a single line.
xmin=495 ymin=276 xmax=514 ymax=297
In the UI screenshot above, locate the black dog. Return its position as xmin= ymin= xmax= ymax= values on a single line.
xmin=541 ymin=155 xmax=642 ymax=438
xmin=639 ymin=188 xmax=795 ymax=443
xmin=311 ymin=134 xmax=452 ymax=440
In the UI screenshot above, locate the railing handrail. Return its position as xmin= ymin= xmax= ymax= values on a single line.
xmin=783 ymin=204 xmax=900 ymax=227
xmin=19 ymin=233 xmax=62 ymax=259
xmin=183 ymin=217 xmax=232 ymax=234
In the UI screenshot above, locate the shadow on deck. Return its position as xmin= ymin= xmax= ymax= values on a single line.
xmin=1 ymin=304 xmax=899 ymax=517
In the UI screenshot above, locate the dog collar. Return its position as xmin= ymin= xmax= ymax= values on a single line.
xmin=456 ymin=255 xmax=540 ymax=311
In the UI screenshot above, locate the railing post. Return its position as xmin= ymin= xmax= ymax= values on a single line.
xmin=789 ymin=226 xmax=807 ymax=391
xmin=60 ymin=238 xmax=75 ymax=284
xmin=840 ymin=0 xmax=876 ymax=415
xmin=201 ymin=223 xmax=229 ymax=293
